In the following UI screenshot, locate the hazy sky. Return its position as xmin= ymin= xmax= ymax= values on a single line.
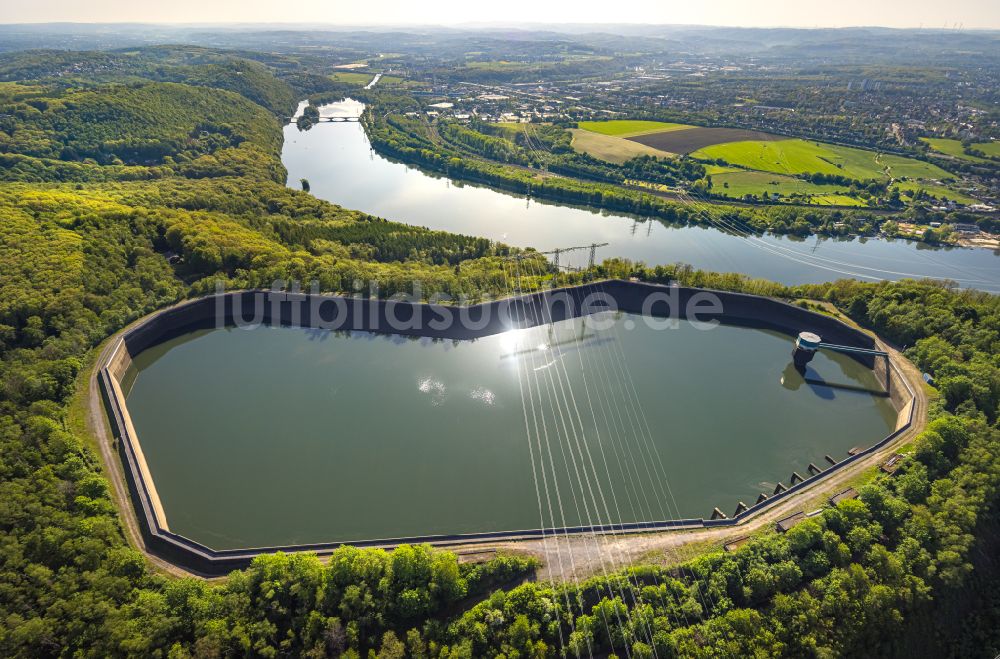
xmin=2 ymin=0 xmax=998 ymax=30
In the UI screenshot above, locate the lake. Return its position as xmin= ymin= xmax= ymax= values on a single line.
xmin=281 ymin=100 xmax=1000 ymax=292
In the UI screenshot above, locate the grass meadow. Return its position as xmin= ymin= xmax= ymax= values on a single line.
xmin=569 ymin=128 xmax=675 ymax=163
xmin=694 ymin=139 xmax=951 ymax=182
xmin=578 ymin=120 xmax=692 ymax=137
xmin=921 ymin=137 xmax=999 ymax=163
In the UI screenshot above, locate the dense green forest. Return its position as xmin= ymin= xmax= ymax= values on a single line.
xmin=0 ymin=48 xmax=998 ymax=657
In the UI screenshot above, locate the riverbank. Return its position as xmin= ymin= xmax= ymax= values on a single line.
xmin=351 ymin=96 xmax=995 ymax=248
xmin=283 ymin=101 xmax=1000 ymax=291
xmin=895 ymin=221 xmax=1000 ymax=250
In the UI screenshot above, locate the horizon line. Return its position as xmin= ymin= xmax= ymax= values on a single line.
xmin=0 ymin=20 xmax=998 ymax=32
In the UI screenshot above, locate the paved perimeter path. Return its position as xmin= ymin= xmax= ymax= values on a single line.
xmin=87 ymin=334 xmax=202 ymax=578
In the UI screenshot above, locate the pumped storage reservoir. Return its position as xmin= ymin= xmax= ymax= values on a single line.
xmin=119 ymin=301 xmax=897 ymax=552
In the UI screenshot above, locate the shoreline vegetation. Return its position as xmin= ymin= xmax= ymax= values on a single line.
xmin=336 ymin=93 xmax=999 ymax=250
xmin=0 ymin=44 xmax=997 ymax=657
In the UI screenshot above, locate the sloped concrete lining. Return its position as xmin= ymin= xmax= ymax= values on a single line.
xmin=99 ymin=280 xmax=915 ymax=575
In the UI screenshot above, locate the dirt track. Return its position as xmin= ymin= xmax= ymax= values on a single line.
xmin=85 ymin=308 xmax=926 ymax=583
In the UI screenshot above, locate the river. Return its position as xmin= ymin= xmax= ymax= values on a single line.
xmin=281 ymin=100 xmax=999 ymax=291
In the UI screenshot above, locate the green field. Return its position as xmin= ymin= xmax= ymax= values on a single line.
xmin=709 ymin=169 xmax=854 ymax=201
xmin=703 ymin=164 xmax=741 ymax=175
xmin=330 ymin=72 xmax=403 ymax=87
xmin=578 ymin=120 xmax=692 ymax=137
xmin=810 ymin=194 xmax=869 ymax=207
xmin=893 ymin=180 xmax=979 ymax=205
xmin=978 ymin=141 xmax=1000 ymax=157
xmin=922 ymin=137 xmax=983 ymax=161
xmin=881 ymin=153 xmax=953 ymax=180
xmin=693 ymin=138 xmax=951 ymax=181
xmin=329 ymin=72 xmax=374 ymax=84
xmin=921 ymin=137 xmax=998 ymax=163
xmin=464 ymin=60 xmax=538 ymax=71
xmin=570 ymin=128 xmax=675 ymax=163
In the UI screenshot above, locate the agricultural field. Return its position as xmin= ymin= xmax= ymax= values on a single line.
xmin=330 ymin=72 xmax=404 ymax=87
xmin=577 ymin=120 xmax=692 ymax=137
xmin=457 ymin=56 xmax=613 ymax=77
xmin=629 ymin=127 xmax=784 ymax=154
xmin=573 ymin=119 xmax=965 ymax=206
xmin=693 ymin=139 xmax=876 ymax=178
xmin=880 ymin=153 xmax=953 ymax=180
xmin=921 ymin=137 xmax=999 ymax=163
xmin=708 ymin=169 xmax=856 ymax=202
xmin=569 ymin=121 xmax=967 ymax=206
xmin=809 ymin=194 xmax=869 ymax=206
xmin=922 ymin=137 xmax=986 ymax=162
xmin=692 ymin=138 xmax=951 ymax=181
xmin=329 ymin=71 xmax=375 ymax=84
xmin=702 ymin=164 xmax=741 ymax=176
xmin=979 ymin=141 xmax=1000 ymax=157
xmin=569 ymin=128 xmax=674 ymax=163
xmin=464 ymin=60 xmax=541 ymax=71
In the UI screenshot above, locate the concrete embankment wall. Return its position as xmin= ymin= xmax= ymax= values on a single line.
xmin=121 ymin=280 xmax=883 ymax=359
xmin=873 ymin=354 xmax=911 ymax=418
xmin=100 ymin=280 xmax=915 ymax=575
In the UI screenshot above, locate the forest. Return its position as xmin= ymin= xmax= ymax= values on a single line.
xmin=0 ymin=47 xmax=998 ymax=658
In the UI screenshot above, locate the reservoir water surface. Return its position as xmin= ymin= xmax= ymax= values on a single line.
xmin=125 ymin=314 xmax=896 ymax=550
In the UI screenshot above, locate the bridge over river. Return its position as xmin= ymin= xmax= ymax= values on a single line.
xmin=286 ymin=115 xmax=360 ymax=123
